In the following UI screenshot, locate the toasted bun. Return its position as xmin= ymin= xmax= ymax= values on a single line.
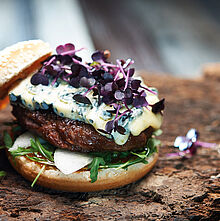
xmin=7 ymin=150 xmax=158 ymax=192
xmin=0 ymin=40 xmax=52 ymax=99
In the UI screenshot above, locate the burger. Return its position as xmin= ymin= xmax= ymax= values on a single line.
xmin=0 ymin=40 xmax=164 ymax=192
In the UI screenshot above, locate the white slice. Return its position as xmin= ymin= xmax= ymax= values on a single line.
xmin=9 ymin=132 xmax=35 ymax=151
xmin=54 ymin=149 xmax=93 ymax=175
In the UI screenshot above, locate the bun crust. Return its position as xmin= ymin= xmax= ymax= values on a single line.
xmin=0 ymin=40 xmax=52 ymax=99
xmin=7 ymin=150 xmax=158 ymax=192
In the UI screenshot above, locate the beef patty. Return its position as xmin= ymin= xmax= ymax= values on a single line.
xmin=12 ymin=104 xmax=153 ymax=152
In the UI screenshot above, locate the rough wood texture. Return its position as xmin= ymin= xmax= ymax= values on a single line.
xmin=0 ymin=74 xmax=220 ymax=220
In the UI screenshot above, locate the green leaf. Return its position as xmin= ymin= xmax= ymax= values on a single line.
xmin=31 ymin=165 xmax=45 ymax=187
xmin=116 ymin=157 xmax=145 ymax=170
xmin=147 ymin=138 xmax=161 ymax=149
xmin=88 ymin=157 xmax=105 ymax=183
xmin=35 ymin=138 xmax=54 ymax=162
xmin=3 ymin=131 xmax=13 ymax=148
xmin=0 ymin=146 xmax=5 ymax=150
xmin=26 ymin=155 xmax=55 ymax=166
xmin=30 ymin=139 xmax=39 ymax=152
xmin=10 ymin=146 xmax=36 ymax=157
xmin=131 ymin=150 xmax=147 ymax=159
xmin=12 ymin=125 xmax=22 ymax=133
xmin=152 ymin=129 xmax=163 ymax=137
xmin=0 ymin=171 xmax=6 ymax=177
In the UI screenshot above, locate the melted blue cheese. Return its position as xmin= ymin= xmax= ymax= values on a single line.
xmin=9 ymin=76 xmax=163 ymax=145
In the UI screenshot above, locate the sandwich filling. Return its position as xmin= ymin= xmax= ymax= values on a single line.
xmin=9 ymin=75 xmax=162 ymax=145
xmin=9 ymin=43 xmax=163 ymax=146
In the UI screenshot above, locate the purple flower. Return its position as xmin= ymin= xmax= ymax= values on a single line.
xmin=168 ymin=128 xmax=218 ymax=158
xmin=174 ymin=128 xmax=198 ymax=151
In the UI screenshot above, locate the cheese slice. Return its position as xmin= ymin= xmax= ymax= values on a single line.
xmin=9 ymin=132 xmax=34 ymax=151
xmin=10 ymin=75 xmax=163 ymax=145
xmin=54 ymin=149 xmax=93 ymax=175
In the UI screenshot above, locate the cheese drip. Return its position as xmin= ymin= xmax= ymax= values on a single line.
xmin=9 ymin=76 xmax=163 ymax=145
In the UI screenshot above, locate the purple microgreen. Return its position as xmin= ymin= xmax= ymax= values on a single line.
xmin=106 ymin=109 xmax=117 ymax=114
xmin=84 ymin=84 xmax=98 ymax=96
xmin=115 ymin=125 xmax=126 ymax=135
xmin=31 ymin=42 xmax=163 ymax=128
xmin=133 ymin=96 xmax=148 ymax=108
xmin=123 ymin=100 xmax=132 ymax=111
xmin=104 ymin=82 xmax=113 ymax=92
xmin=103 ymin=72 xmax=114 ymax=82
xmin=140 ymin=85 xmax=157 ymax=95
xmin=151 ymin=98 xmax=165 ymax=114
xmin=116 ymin=59 xmax=127 ymax=78
xmin=115 ymin=110 xmax=130 ymax=122
xmin=101 ymin=62 xmax=118 ymax=68
xmin=131 ymin=79 xmax=141 ymax=90
xmin=69 ymin=77 xmax=80 ymax=88
xmin=56 ymin=43 xmax=75 ymax=55
xmin=97 ymin=128 xmax=111 ymax=135
xmin=122 ymin=59 xmax=134 ymax=69
xmin=122 ymin=58 xmax=132 ymax=68
xmin=80 ymin=77 xmax=96 ymax=88
xmin=114 ymin=90 xmax=125 ymax=100
xmin=128 ymin=68 xmax=135 ymax=77
xmin=71 ymin=63 xmax=81 ymax=76
xmin=102 ymin=95 xmax=115 ymax=105
xmin=31 ymin=73 xmax=49 ymax=86
xmin=114 ymin=70 xmax=120 ymax=81
xmin=79 ymin=66 xmax=89 ymax=77
xmin=115 ymin=104 xmax=121 ymax=119
xmin=45 ymin=55 xmax=56 ymax=66
xmin=124 ymin=88 xmax=133 ymax=98
xmin=123 ymin=68 xmax=130 ymax=91
xmin=72 ymin=57 xmax=91 ymax=70
xmin=51 ymin=74 xmax=59 ymax=86
xmin=73 ymin=94 xmax=92 ymax=105
xmin=91 ymin=51 xmax=104 ymax=61
xmin=73 ymin=55 xmax=82 ymax=62
xmin=105 ymin=120 xmax=114 ymax=133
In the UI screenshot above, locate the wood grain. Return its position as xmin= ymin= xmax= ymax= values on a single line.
xmin=0 ymin=73 xmax=219 ymax=220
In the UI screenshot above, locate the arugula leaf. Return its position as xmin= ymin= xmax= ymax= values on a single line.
xmin=10 ymin=138 xmax=55 ymax=163
xmin=30 ymin=138 xmax=39 ymax=151
xmin=87 ymin=141 xmax=159 ymax=182
xmin=88 ymin=157 xmax=105 ymax=183
xmin=10 ymin=146 xmax=36 ymax=157
xmin=26 ymin=155 xmax=54 ymax=166
xmin=35 ymin=138 xmax=54 ymax=162
xmin=31 ymin=165 xmax=45 ymax=187
xmin=147 ymin=138 xmax=160 ymax=155
xmin=152 ymin=129 xmax=163 ymax=137
xmin=3 ymin=131 xmax=13 ymax=148
xmin=131 ymin=150 xmax=147 ymax=159
xmin=12 ymin=125 xmax=22 ymax=133
xmin=0 ymin=171 xmax=6 ymax=177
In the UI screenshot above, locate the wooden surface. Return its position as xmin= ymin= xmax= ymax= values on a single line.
xmin=0 ymin=73 xmax=220 ymax=220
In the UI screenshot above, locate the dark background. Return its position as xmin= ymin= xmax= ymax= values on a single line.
xmin=1 ymin=0 xmax=220 ymax=77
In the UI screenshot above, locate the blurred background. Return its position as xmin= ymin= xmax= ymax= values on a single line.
xmin=1 ymin=0 xmax=220 ymax=78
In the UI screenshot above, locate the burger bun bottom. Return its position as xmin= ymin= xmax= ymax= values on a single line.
xmin=7 ymin=150 xmax=158 ymax=192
